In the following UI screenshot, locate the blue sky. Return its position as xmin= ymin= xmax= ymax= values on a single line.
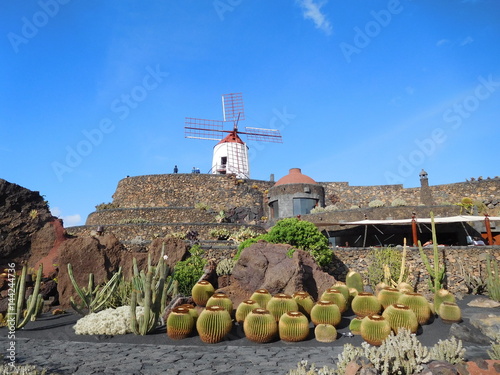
xmin=1 ymin=0 xmax=499 ymax=227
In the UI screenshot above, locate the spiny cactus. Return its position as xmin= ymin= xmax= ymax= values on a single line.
xmin=243 ymin=308 xmax=278 ymax=343
xmin=438 ymin=302 xmax=462 ymax=324
xmin=267 ymin=294 xmax=299 ymax=322
xmin=360 ymin=315 xmax=391 ymax=346
xmin=235 ymin=300 xmax=259 ymax=323
xmin=166 ymin=306 xmax=194 ymax=339
xmin=250 ymin=289 xmax=272 ymax=309
xmin=434 ymin=289 xmax=456 ymax=313
xmin=279 ymin=311 xmax=309 ymax=342
xmin=191 ymin=280 xmax=214 ymax=307
xmin=330 ymin=282 xmax=350 ymax=304
xmin=6 ymin=264 xmax=43 ymax=329
xmin=351 ymin=292 xmax=381 ymax=318
xmin=68 ymin=263 xmax=122 ymax=315
xmin=292 ymin=291 xmax=315 ymax=318
xmin=310 ymin=300 xmax=341 ymax=327
xmin=314 ymin=323 xmax=337 ymax=343
xmin=206 ymin=292 xmax=233 ymax=314
xmin=320 ymin=288 xmax=347 ymax=313
xmin=486 ymin=254 xmax=500 ymax=302
xmin=346 ymin=270 xmax=364 ymax=293
xmin=377 ymin=288 xmax=401 ymax=309
xmin=180 ymin=303 xmax=198 ymax=323
xmin=196 ymin=305 xmax=232 ymax=343
xmin=418 ymin=212 xmax=445 ymax=292
xmin=382 ymin=303 xmax=418 ymax=334
xmin=397 ymin=292 xmax=432 ymax=325
xmin=349 ymin=316 xmax=364 ymax=335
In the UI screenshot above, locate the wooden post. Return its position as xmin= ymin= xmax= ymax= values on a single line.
xmin=485 ymin=215 xmax=494 ymax=245
xmin=411 ymin=213 xmax=418 ymax=246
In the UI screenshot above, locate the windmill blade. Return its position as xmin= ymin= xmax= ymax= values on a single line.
xmin=184 ymin=118 xmax=225 ymax=141
xmin=222 ymin=93 xmax=245 ymax=122
xmin=243 ymin=127 xmax=283 ymax=143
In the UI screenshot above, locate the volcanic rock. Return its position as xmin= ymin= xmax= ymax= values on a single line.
xmin=218 ymin=241 xmax=336 ymax=306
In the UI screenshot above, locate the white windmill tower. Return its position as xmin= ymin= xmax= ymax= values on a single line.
xmin=184 ymin=93 xmax=282 ymax=179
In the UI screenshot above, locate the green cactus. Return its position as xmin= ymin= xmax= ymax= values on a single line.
xmin=196 ymin=305 xmax=233 ymax=343
xmin=377 ymin=288 xmax=401 ymax=309
xmin=250 ymin=289 xmax=272 ymax=309
xmin=6 ymin=264 xmax=43 ymax=329
xmin=398 ymin=292 xmax=432 ymax=325
xmin=292 ymin=291 xmax=315 ymax=318
xmin=191 ymin=280 xmax=214 ymax=307
xmin=349 ymin=316 xmax=364 ymax=335
xmin=235 ymin=300 xmax=258 ymax=323
xmin=486 ymin=254 xmax=500 ymax=302
xmin=310 ymin=300 xmax=341 ymax=327
xmin=351 ymin=292 xmax=382 ymax=318
xmin=278 ymin=311 xmax=310 ymax=342
xmin=397 ymin=282 xmax=414 ymax=294
xmin=320 ymin=288 xmax=347 ymax=314
xmin=267 ymin=294 xmax=299 ymax=322
xmin=418 ymin=212 xmax=445 ymax=292
xmin=180 ymin=303 xmax=198 ymax=323
xmin=438 ymin=302 xmax=462 ymax=324
xmin=346 ymin=270 xmax=364 ymax=293
xmin=360 ymin=315 xmax=392 ymax=346
xmin=68 ymin=263 xmax=122 ymax=315
xmin=382 ymin=303 xmax=419 ymax=334
xmin=206 ymin=292 xmax=233 ymax=314
xmin=314 ymin=324 xmax=338 ymax=343
xmin=243 ymin=308 xmax=278 ymax=343
xmin=130 ymin=249 xmax=172 ymax=335
xmin=434 ymin=289 xmax=456 ymax=313
xmin=330 ymin=282 xmax=351 ymax=305
xmin=166 ymin=306 xmax=194 ymax=339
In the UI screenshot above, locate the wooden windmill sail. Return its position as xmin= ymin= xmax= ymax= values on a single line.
xmin=184 ymin=93 xmax=282 ymax=179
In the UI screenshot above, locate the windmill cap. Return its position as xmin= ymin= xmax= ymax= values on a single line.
xmin=216 ymin=130 xmax=244 ymax=145
xmin=274 ymin=168 xmax=317 ymax=186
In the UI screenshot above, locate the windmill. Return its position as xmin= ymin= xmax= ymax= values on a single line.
xmin=184 ymin=93 xmax=282 ymax=179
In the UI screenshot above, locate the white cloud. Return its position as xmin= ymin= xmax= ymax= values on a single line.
xmin=50 ymin=207 xmax=82 ymax=226
xmin=436 ymin=39 xmax=451 ymax=47
xmin=297 ymin=0 xmax=333 ymax=35
xmin=460 ymin=36 xmax=474 ymax=46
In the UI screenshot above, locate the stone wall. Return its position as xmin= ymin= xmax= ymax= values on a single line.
xmin=86 ymin=207 xmax=217 ymax=226
xmin=111 ymin=173 xmax=273 ymax=211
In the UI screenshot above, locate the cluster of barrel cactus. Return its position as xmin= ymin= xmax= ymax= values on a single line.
xmin=165 ymin=269 xmax=463 ymax=345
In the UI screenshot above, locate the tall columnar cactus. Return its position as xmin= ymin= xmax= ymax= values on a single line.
xmin=382 ymin=304 xmax=419 ymax=334
xmin=310 ymin=300 xmax=341 ymax=327
xmin=130 ymin=250 xmax=172 ymax=335
xmin=68 ymin=263 xmax=122 ymax=315
xmin=196 ymin=305 xmax=233 ymax=343
xmin=243 ymin=308 xmax=278 ymax=343
xmin=418 ymin=212 xmax=445 ymax=293
xmin=486 ymin=254 xmax=500 ymax=302
xmin=360 ymin=315 xmax=391 ymax=346
xmin=279 ymin=311 xmax=310 ymax=342
xmin=346 ymin=271 xmax=364 ymax=293
xmin=6 ymin=264 xmax=43 ymax=329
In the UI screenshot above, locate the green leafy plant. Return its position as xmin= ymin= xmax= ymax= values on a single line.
xmin=488 ymin=340 xmax=500 ymax=360
xmin=418 ymin=212 xmax=445 ymax=292
xmin=209 ymin=228 xmax=231 ymax=240
xmin=173 ymin=244 xmax=207 ymax=295
xmin=194 ymin=202 xmax=210 ymax=211
xmin=248 ymin=218 xmax=332 ymax=267
xmin=214 ymin=210 xmax=227 ymax=223
xmin=229 ymin=227 xmax=260 ymax=243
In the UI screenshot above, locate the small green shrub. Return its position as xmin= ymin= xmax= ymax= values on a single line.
xmin=310 ymin=206 xmax=326 ymax=214
xmin=234 ymin=237 xmax=261 ymax=261
xmin=235 ymin=218 xmax=332 ymax=267
xmin=210 ymin=228 xmax=231 ymax=240
xmin=488 ymin=340 xmax=500 ymax=360
xmin=368 ymin=199 xmax=385 ymax=208
xmin=391 ymin=198 xmax=407 ymax=207
xmin=95 ymin=202 xmax=119 ymax=210
xmin=173 ymin=245 xmax=207 ymax=296
xmin=117 ymin=218 xmax=150 ymax=224
xmin=216 ymin=258 xmax=236 ymax=276
xmin=194 ymin=202 xmax=210 ymax=211
xmin=229 ymin=227 xmax=260 ymax=243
